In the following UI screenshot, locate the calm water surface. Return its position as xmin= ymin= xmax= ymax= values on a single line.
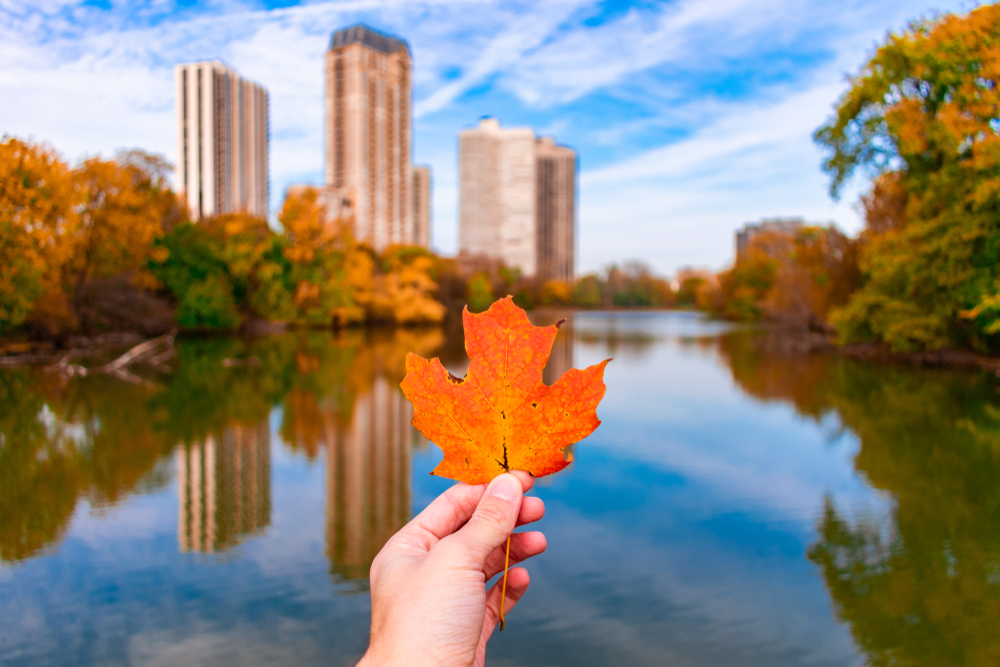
xmin=2 ymin=311 xmax=999 ymax=666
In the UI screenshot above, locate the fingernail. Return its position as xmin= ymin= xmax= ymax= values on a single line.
xmin=488 ymin=474 xmax=519 ymax=503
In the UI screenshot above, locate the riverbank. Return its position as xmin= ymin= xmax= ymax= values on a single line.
xmin=754 ymin=321 xmax=1000 ymax=373
xmin=5 ymin=308 xmax=999 ymax=375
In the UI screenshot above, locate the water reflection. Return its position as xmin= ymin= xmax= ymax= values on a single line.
xmin=277 ymin=329 xmax=441 ymax=581
xmin=325 ymin=376 xmax=414 ymax=582
xmin=1 ymin=313 xmax=998 ymax=666
xmin=718 ymin=330 xmax=1000 ymax=665
xmin=176 ymin=424 xmax=271 ymax=553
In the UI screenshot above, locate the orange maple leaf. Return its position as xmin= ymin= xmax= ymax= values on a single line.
xmin=401 ymin=296 xmax=610 ymax=485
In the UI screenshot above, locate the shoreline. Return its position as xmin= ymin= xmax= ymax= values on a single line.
xmin=753 ymin=322 xmax=1000 ymax=374
xmin=4 ymin=311 xmax=999 ymax=374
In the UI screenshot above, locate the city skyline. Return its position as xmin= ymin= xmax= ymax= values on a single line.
xmin=0 ymin=0 xmax=971 ymax=275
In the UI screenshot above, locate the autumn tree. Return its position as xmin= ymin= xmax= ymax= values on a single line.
xmin=68 ymin=153 xmax=175 ymax=298
xmin=371 ymin=246 xmax=447 ymax=324
xmin=815 ymin=5 xmax=1000 ymax=352
xmin=0 ymin=137 xmax=76 ymax=333
xmin=761 ymin=227 xmax=860 ymax=326
xmin=279 ymin=186 xmax=362 ymax=325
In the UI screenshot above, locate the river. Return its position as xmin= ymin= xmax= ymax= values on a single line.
xmin=1 ymin=311 xmax=998 ymax=666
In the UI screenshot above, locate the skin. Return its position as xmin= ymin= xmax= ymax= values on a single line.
xmin=357 ymin=471 xmax=547 ymax=667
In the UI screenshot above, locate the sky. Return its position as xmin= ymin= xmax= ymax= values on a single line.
xmin=0 ymin=0 xmax=977 ymax=275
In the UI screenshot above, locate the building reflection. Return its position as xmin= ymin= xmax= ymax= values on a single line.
xmin=325 ymin=375 xmax=415 ymax=581
xmin=542 ymin=324 xmax=574 ymax=386
xmin=280 ymin=329 xmax=443 ymax=583
xmin=176 ymin=423 xmax=271 ymax=553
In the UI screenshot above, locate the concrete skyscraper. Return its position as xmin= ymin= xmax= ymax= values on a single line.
xmin=535 ymin=137 xmax=576 ymax=283
xmin=175 ymin=61 xmax=269 ymax=220
xmin=459 ymin=118 xmax=576 ymax=281
xmin=325 ymin=24 xmax=418 ymax=250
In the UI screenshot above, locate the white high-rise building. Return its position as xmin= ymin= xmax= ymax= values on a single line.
xmin=458 ymin=118 xmax=576 ymax=281
xmin=459 ymin=118 xmax=537 ymax=275
xmin=326 ymin=24 xmax=419 ymax=250
xmin=175 ymin=61 xmax=269 ymax=220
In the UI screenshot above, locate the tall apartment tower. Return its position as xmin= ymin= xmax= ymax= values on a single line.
xmin=459 ymin=118 xmax=576 ymax=281
xmin=535 ymin=137 xmax=576 ymax=283
xmin=412 ymin=166 xmax=432 ymax=249
xmin=459 ymin=118 xmax=537 ymax=274
xmin=325 ymin=24 xmax=416 ymax=250
xmin=175 ymin=61 xmax=269 ymax=220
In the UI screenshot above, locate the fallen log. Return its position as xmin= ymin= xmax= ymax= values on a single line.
xmin=47 ymin=329 xmax=177 ymax=383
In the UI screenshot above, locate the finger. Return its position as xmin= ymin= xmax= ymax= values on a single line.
xmin=481 ymin=567 xmax=530 ymax=642
xmin=516 ymin=496 xmax=544 ymax=527
xmin=395 ymin=482 xmax=487 ymax=550
xmin=509 ymin=470 xmax=535 ymax=494
xmin=483 ymin=531 xmax=546 ymax=580
xmin=446 ymin=473 xmax=522 ymax=565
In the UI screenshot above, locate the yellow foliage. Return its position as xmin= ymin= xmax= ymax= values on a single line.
xmin=372 ymin=247 xmax=446 ymax=324
xmin=279 ymin=187 xmax=343 ymax=264
xmin=540 ymin=280 xmax=573 ymax=306
xmin=0 ymin=138 xmax=76 ymax=331
xmin=69 ymin=156 xmax=173 ymax=292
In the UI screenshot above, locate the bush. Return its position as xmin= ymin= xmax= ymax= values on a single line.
xmin=176 ymin=275 xmax=242 ymax=329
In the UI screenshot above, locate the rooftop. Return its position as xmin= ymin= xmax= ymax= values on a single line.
xmin=329 ymin=24 xmax=409 ymax=55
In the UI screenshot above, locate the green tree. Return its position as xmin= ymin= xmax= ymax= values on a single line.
xmin=815 ymin=5 xmax=1000 ymax=352
xmin=466 ymin=273 xmax=495 ymax=313
xmin=176 ymin=274 xmax=242 ymax=329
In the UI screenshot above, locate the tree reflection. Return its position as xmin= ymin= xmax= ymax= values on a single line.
xmin=719 ymin=331 xmax=1000 ymax=666
xmin=0 ymin=327 xmax=443 ymax=569
xmin=0 ymin=369 xmax=172 ymax=561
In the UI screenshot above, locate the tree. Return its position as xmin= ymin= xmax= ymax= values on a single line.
xmin=279 ymin=187 xmax=360 ymax=325
xmin=466 ymin=273 xmax=495 ymax=313
xmin=68 ymin=155 xmax=174 ymax=300
xmin=0 ymin=137 xmax=76 ymax=333
xmin=815 ymin=5 xmax=1000 ymax=352
xmin=573 ymin=274 xmax=603 ymax=308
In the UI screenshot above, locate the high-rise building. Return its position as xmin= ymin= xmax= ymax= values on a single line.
xmin=412 ymin=166 xmax=432 ymax=249
xmin=325 ymin=24 xmax=418 ymax=250
xmin=459 ymin=118 xmax=576 ymax=281
xmin=175 ymin=61 xmax=269 ymax=220
xmin=535 ymin=137 xmax=576 ymax=283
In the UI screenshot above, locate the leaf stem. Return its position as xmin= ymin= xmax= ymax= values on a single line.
xmin=499 ymin=534 xmax=511 ymax=631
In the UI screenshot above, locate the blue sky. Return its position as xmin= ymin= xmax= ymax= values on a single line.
xmin=0 ymin=0 xmax=977 ymax=275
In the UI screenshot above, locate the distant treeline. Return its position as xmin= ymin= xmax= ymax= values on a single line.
xmin=693 ymin=5 xmax=1000 ymax=355
xmin=0 ymin=137 xmax=681 ymax=341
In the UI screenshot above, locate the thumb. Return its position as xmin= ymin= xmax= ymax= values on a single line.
xmin=449 ymin=473 xmax=522 ymax=566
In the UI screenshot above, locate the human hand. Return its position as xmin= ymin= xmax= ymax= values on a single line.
xmin=357 ymin=471 xmax=547 ymax=667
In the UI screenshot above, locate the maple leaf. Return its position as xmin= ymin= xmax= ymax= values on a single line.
xmin=401 ymin=296 xmax=610 ymax=485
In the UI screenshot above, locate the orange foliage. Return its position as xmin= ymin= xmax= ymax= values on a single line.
xmin=0 ymin=138 xmax=76 ymax=332
xmin=860 ymin=172 xmax=907 ymax=236
xmin=761 ymin=227 xmax=860 ymax=325
xmin=69 ymin=155 xmax=174 ymax=292
xmin=401 ymin=297 xmax=609 ymax=484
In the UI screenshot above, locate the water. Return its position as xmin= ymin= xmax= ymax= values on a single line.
xmin=1 ymin=311 xmax=998 ymax=666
